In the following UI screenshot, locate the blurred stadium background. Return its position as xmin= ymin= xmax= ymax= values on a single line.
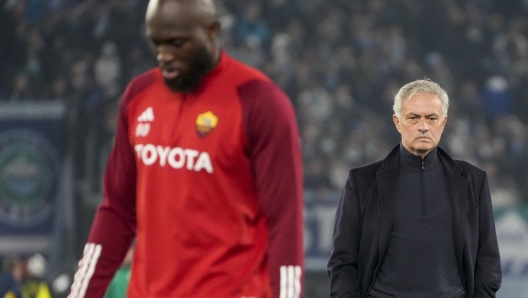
xmin=1 ymin=0 xmax=528 ymax=297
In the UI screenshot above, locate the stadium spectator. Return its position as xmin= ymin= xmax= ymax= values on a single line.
xmin=0 ymin=254 xmax=24 ymax=298
xmin=22 ymin=254 xmax=52 ymax=298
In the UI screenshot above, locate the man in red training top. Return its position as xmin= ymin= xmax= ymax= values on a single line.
xmin=68 ymin=0 xmax=304 ymax=297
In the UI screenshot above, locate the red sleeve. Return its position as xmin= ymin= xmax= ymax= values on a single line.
xmin=238 ymin=79 xmax=304 ymax=298
xmin=68 ymin=72 xmax=155 ymax=298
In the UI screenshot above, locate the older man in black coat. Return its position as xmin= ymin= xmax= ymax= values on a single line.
xmin=328 ymin=79 xmax=501 ymax=298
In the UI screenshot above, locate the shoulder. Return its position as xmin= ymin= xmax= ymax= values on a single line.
xmin=121 ymin=68 xmax=159 ymax=106
xmin=227 ymin=56 xmax=293 ymax=119
xmin=453 ymin=159 xmax=484 ymax=174
xmin=236 ymin=78 xmax=287 ymax=104
xmin=453 ymin=159 xmax=486 ymax=182
xmin=437 ymin=147 xmax=487 ymax=183
xmin=349 ymin=159 xmax=384 ymax=184
xmin=352 ymin=159 xmax=384 ymax=174
xmin=223 ymin=54 xmax=285 ymax=98
xmin=225 ymin=54 xmax=271 ymax=83
xmin=350 ymin=144 xmax=399 ymax=177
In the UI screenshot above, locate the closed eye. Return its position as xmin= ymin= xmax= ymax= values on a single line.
xmin=148 ymin=38 xmax=186 ymax=48
xmin=170 ymin=38 xmax=185 ymax=47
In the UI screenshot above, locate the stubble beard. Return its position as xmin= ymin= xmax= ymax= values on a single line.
xmin=163 ymin=46 xmax=214 ymax=93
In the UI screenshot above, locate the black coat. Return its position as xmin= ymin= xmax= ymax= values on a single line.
xmin=328 ymin=145 xmax=501 ymax=298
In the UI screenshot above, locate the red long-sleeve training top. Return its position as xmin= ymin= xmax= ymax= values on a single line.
xmin=68 ymin=52 xmax=304 ymax=298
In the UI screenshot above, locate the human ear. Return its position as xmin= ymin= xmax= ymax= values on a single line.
xmin=393 ymin=114 xmax=401 ymax=133
xmin=442 ymin=115 xmax=448 ymax=125
xmin=207 ymin=20 xmax=221 ymax=39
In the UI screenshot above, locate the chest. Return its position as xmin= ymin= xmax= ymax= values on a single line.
xmin=127 ymin=87 xmax=247 ymax=174
xmin=395 ymin=168 xmax=453 ymax=221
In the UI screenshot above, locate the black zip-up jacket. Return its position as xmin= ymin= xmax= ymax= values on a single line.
xmin=328 ymin=144 xmax=502 ymax=298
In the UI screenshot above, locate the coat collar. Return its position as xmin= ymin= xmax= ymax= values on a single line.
xmin=379 ymin=144 xmax=461 ymax=173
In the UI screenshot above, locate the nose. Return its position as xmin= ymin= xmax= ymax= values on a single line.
xmin=418 ymin=118 xmax=428 ymax=132
xmin=156 ymin=45 xmax=175 ymax=65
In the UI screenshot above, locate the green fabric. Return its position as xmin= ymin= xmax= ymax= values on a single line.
xmin=103 ymin=267 xmax=131 ymax=298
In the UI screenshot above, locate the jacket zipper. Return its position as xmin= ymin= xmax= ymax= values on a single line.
xmin=421 ymin=159 xmax=425 ymax=217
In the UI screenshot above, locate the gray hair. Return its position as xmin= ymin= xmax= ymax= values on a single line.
xmin=393 ymin=79 xmax=449 ymax=119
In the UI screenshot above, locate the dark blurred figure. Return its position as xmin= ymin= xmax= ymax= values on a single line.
xmin=22 ymin=254 xmax=52 ymax=298
xmin=0 ymin=254 xmax=24 ymax=298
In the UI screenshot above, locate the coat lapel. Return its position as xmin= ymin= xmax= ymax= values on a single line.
xmin=438 ymin=147 xmax=468 ymax=267
xmin=375 ymin=145 xmax=400 ymax=258
xmin=376 ymin=167 xmax=400 ymax=258
xmin=444 ymin=166 xmax=468 ymax=267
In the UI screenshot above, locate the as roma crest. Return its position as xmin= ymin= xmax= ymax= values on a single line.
xmin=195 ymin=111 xmax=218 ymax=137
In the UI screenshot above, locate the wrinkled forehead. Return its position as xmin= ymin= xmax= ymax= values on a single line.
xmin=403 ymin=93 xmax=444 ymax=113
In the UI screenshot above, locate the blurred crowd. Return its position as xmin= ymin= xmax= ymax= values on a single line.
xmin=2 ymin=0 xmax=528 ymax=297
xmin=1 ymin=0 xmax=528 ymax=209
xmin=0 ymin=253 xmax=61 ymax=298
